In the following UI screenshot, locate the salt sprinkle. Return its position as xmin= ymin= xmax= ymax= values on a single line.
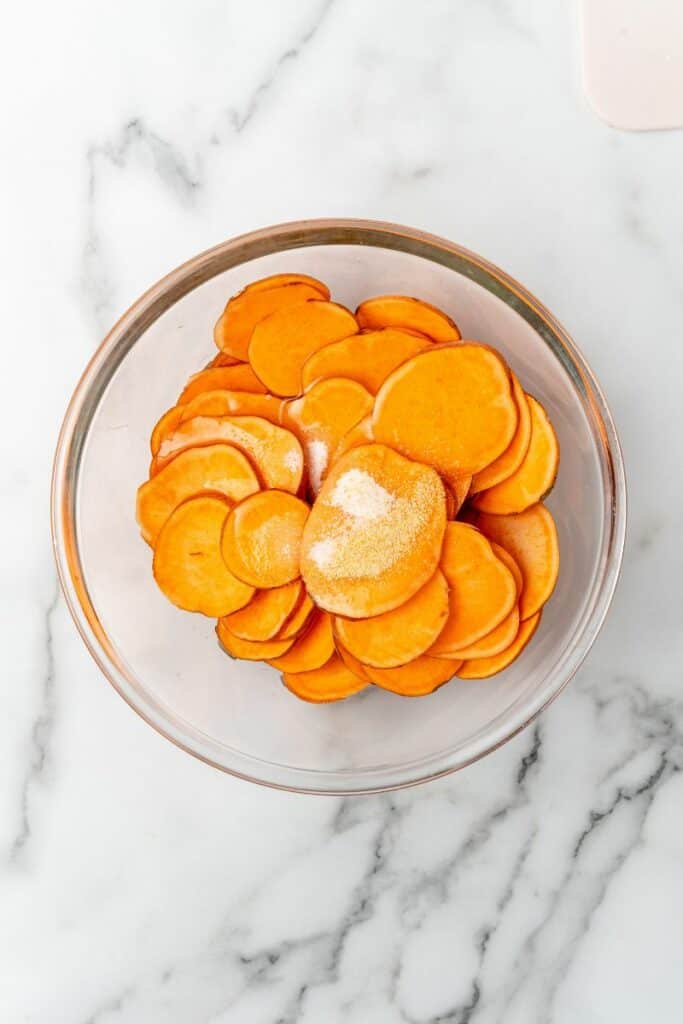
xmin=309 ymin=537 xmax=337 ymax=568
xmin=307 ymin=440 xmax=329 ymax=495
xmin=283 ymin=449 xmax=301 ymax=473
xmin=328 ymin=469 xmax=394 ymax=520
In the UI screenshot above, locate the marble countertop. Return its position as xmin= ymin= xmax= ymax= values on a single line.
xmin=3 ymin=2 xmax=683 ymax=1021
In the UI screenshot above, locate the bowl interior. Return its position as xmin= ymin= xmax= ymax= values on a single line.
xmin=61 ymin=231 xmax=619 ymax=792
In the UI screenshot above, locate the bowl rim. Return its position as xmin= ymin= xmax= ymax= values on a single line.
xmin=51 ymin=217 xmax=627 ymax=795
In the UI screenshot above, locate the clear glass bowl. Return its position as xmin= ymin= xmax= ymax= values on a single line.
xmin=51 ymin=219 xmax=626 ymax=794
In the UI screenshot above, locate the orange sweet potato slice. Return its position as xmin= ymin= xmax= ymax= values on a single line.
xmin=490 ymin=542 xmax=523 ymax=598
xmin=276 ymin=590 xmax=315 ymax=640
xmin=248 ymin=301 xmax=359 ymax=397
xmin=222 ymin=580 xmax=302 ymax=642
xmin=301 ymin=328 xmax=430 ymax=394
xmin=214 ymin=282 xmax=326 ymax=359
xmin=150 ymin=405 xmax=185 ymax=456
xmin=332 ymin=416 xmax=374 ymax=466
xmin=355 ymin=295 xmax=461 ymax=343
xmin=471 ymin=396 xmax=559 ymax=514
xmin=457 ymin=611 xmax=541 ymax=678
xmin=364 ymin=654 xmax=461 ymax=697
xmin=438 ymin=605 xmax=520 ymax=661
xmin=301 ymin=443 xmax=447 ymax=618
xmin=429 ymin=523 xmax=517 ymax=655
xmin=268 ymin=611 xmax=335 ymax=672
xmin=241 ymin=273 xmax=329 ymax=298
xmin=335 ymin=643 xmax=373 ymax=682
xmin=137 ymin=443 xmax=260 ymax=545
xmin=207 ymin=352 xmax=242 ymax=368
xmin=372 ymin=344 xmax=518 ymax=481
xmin=282 ymin=378 xmax=374 ymax=495
xmin=152 ymin=416 xmax=304 ymax=493
xmin=221 ymin=490 xmax=309 ymax=588
xmin=282 ymin=653 xmax=367 ymax=703
xmin=216 ymin=618 xmax=295 ymax=660
xmin=466 ymin=504 xmax=559 ymax=620
xmin=178 ymin=365 xmax=267 ymax=403
xmin=334 ymin=570 xmax=449 ymax=668
xmin=152 ymin=495 xmax=254 ymax=616
xmin=470 ymin=374 xmax=531 ymax=493
xmin=180 ymin=389 xmax=283 ymax=425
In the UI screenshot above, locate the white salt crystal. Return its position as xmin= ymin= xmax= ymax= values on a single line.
xmin=329 ymin=469 xmax=394 ymax=520
xmin=309 ymin=537 xmax=337 ymax=568
xmin=307 ymin=440 xmax=329 ymax=495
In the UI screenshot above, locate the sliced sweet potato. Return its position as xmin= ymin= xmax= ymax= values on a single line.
xmin=355 ymin=295 xmax=461 ymax=343
xmin=282 ymin=378 xmax=374 ymax=495
xmin=178 ymin=365 xmax=267 ymax=403
xmin=471 ymin=396 xmax=559 ymax=514
xmin=248 ymin=301 xmax=359 ymax=397
xmin=221 ymin=490 xmax=309 ymax=588
xmin=301 ymin=444 xmax=446 ymax=618
xmin=490 ymin=542 xmax=523 ymax=598
xmin=466 ymin=505 xmax=559 ymax=621
xmin=457 ymin=611 xmax=541 ymax=678
xmin=268 ymin=611 xmax=335 ymax=672
xmin=372 ymin=344 xmax=518 ymax=481
xmin=335 ymin=643 xmax=373 ymax=682
xmin=334 ymin=570 xmax=449 ymax=668
xmin=150 ymin=405 xmax=185 ymax=456
xmin=153 ymin=416 xmax=304 ymax=493
xmin=241 ymin=273 xmax=329 ymax=298
xmin=180 ymin=389 xmax=283 ymax=425
xmin=214 ymin=282 xmax=325 ymax=359
xmin=137 ymin=443 xmax=260 ymax=545
xmin=429 ymin=523 xmax=517 ymax=655
xmin=471 ymin=374 xmax=531 ymax=493
xmin=222 ymin=580 xmax=302 ymax=642
xmin=364 ymin=654 xmax=461 ymax=697
xmin=207 ymin=352 xmax=242 ymax=368
xmin=216 ymin=618 xmax=294 ymax=660
xmin=332 ymin=416 xmax=374 ymax=466
xmin=277 ymin=590 xmax=315 ymax=640
xmin=437 ymin=605 xmax=520 ymax=661
xmin=152 ymin=495 xmax=254 ymax=616
xmin=301 ymin=328 xmax=430 ymax=394
xmin=282 ymin=653 xmax=367 ymax=703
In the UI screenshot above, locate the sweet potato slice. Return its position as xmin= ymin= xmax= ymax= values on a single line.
xmin=301 ymin=444 xmax=447 ymax=618
xmin=282 ymin=653 xmax=367 ymax=703
xmin=152 ymin=496 xmax=254 ymax=616
xmin=334 ymin=570 xmax=449 ymax=668
xmin=153 ymin=416 xmax=304 ymax=493
xmin=216 ymin=618 xmax=294 ymax=660
xmin=332 ymin=416 xmax=374 ymax=466
xmin=178 ymin=365 xmax=267 ymax=403
xmin=457 ymin=611 xmax=541 ymax=678
xmin=372 ymin=344 xmax=518 ymax=481
xmin=490 ymin=542 xmax=523 ymax=597
xmin=248 ymin=301 xmax=359 ymax=397
xmin=277 ymin=590 xmax=315 ymax=640
xmin=301 ymin=328 xmax=430 ymax=394
xmin=268 ymin=611 xmax=335 ymax=672
xmin=471 ymin=396 xmax=559 ymax=514
xmin=282 ymin=378 xmax=373 ymax=495
xmin=137 ymin=443 xmax=260 ymax=545
xmin=207 ymin=352 xmax=242 ymax=368
xmin=222 ymin=580 xmax=302 ymax=642
xmin=241 ymin=273 xmax=329 ymax=298
xmin=429 ymin=523 xmax=517 ymax=655
xmin=466 ymin=505 xmax=559 ymax=621
xmin=221 ymin=490 xmax=309 ymax=588
xmin=180 ymin=389 xmax=283 ymax=425
xmin=471 ymin=374 xmax=531 ymax=493
xmin=438 ymin=605 xmax=520 ymax=661
xmin=335 ymin=643 xmax=373 ymax=682
xmin=364 ymin=654 xmax=461 ymax=697
xmin=355 ymin=295 xmax=461 ymax=343
xmin=214 ymin=282 xmax=325 ymax=359
xmin=150 ymin=405 xmax=185 ymax=456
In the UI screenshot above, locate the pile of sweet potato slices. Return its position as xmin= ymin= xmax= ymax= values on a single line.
xmin=137 ymin=273 xmax=559 ymax=702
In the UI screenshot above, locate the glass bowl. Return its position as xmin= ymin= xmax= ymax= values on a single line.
xmin=51 ymin=219 xmax=626 ymax=794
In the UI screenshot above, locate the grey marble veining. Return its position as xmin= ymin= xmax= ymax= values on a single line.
xmin=2 ymin=1 xmax=683 ymax=1021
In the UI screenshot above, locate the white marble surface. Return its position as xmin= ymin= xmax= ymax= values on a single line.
xmin=2 ymin=2 xmax=682 ymax=1021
